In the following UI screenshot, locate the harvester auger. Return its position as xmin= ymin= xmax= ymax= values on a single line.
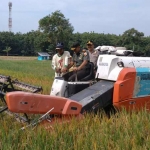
xmin=0 ymin=74 xmax=43 ymax=123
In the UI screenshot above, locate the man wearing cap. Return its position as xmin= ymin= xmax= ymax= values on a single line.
xmin=87 ymin=40 xmax=99 ymax=70
xmin=66 ymin=42 xmax=90 ymax=81
xmin=52 ymin=43 xmax=71 ymax=77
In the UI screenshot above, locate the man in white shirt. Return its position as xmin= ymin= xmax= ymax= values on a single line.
xmin=52 ymin=43 xmax=71 ymax=77
xmin=87 ymin=40 xmax=99 ymax=70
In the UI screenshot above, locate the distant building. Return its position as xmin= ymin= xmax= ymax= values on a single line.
xmin=37 ymin=52 xmax=50 ymax=60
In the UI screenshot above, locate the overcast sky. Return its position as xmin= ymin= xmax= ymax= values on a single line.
xmin=0 ymin=0 xmax=150 ymax=36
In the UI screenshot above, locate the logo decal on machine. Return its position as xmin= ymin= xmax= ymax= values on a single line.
xmin=99 ymin=62 xmax=108 ymax=66
xmin=134 ymin=68 xmax=150 ymax=97
xmin=140 ymin=74 xmax=150 ymax=80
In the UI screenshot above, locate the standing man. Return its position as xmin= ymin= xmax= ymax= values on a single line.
xmin=52 ymin=42 xmax=71 ymax=77
xmin=87 ymin=40 xmax=99 ymax=70
xmin=66 ymin=42 xmax=90 ymax=81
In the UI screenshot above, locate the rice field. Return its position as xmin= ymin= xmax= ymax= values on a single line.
xmin=0 ymin=56 xmax=54 ymax=94
xmin=0 ymin=56 xmax=150 ymax=150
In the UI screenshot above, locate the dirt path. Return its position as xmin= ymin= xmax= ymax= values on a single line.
xmin=0 ymin=56 xmax=37 ymax=60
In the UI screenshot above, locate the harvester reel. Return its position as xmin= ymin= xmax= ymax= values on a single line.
xmin=0 ymin=74 xmax=43 ymax=123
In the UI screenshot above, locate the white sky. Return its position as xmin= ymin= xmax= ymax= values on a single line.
xmin=0 ymin=0 xmax=150 ymax=36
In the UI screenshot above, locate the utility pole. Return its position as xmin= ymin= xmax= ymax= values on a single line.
xmin=8 ymin=2 xmax=12 ymax=32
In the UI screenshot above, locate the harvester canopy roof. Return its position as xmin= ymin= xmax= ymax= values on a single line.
xmin=38 ymin=52 xmax=50 ymax=56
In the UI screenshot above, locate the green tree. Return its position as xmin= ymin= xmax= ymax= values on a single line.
xmin=3 ymin=46 xmax=11 ymax=56
xmin=121 ymin=28 xmax=144 ymax=50
xmin=39 ymin=10 xmax=74 ymax=51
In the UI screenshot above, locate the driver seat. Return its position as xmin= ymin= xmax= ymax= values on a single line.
xmin=80 ymin=62 xmax=95 ymax=81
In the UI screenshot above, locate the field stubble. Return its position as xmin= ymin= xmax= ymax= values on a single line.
xmin=0 ymin=56 xmax=150 ymax=149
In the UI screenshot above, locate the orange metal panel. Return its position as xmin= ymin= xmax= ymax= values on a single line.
xmin=114 ymin=96 xmax=150 ymax=112
xmin=113 ymin=68 xmax=136 ymax=103
xmin=6 ymin=91 xmax=82 ymax=115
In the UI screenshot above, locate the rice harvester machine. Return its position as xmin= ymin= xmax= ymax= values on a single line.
xmin=4 ymin=54 xmax=150 ymax=125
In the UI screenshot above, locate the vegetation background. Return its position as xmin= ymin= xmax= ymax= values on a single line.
xmin=0 ymin=10 xmax=150 ymax=57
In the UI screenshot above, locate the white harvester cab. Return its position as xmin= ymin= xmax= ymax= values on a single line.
xmin=50 ymin=54 xmax=150 ymax=98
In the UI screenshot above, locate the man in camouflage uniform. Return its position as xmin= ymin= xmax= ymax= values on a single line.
xmin=66 ymin=42 xmax=90 ymax=81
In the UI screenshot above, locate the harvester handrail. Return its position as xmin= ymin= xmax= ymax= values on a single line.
xmin=20 ymin=107 xmax=54 ymax=130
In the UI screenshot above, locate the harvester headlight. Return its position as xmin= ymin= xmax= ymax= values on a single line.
xmin=117 ymin=61 xmax=124 ymax=67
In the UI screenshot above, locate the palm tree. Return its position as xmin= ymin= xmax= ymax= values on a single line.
xmin=3 ymin=46 xmax=11 ymax=56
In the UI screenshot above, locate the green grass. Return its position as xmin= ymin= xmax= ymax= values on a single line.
xmin=1 ymin=111 xmax=150 ymax=149
xmin=0 ymin=57 xmax=150 ymax=149
xmin=0 ymin=57 xmax=54 ymax=94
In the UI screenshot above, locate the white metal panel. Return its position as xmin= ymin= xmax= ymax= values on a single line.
xmin=50 ymin=79 xmax=68 ymax=97
xmin=96 ymin=55 xmax=150 ymax=81
xmin=119 ymin=57 xmax=150 ymax=68
xmin=96 ymin=55 xmax=122 ymax=81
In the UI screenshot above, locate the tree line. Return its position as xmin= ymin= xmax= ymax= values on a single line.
xmin=0 ymin=10 xmax=150 ymax=56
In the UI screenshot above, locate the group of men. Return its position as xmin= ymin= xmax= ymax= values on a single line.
xmin=51 ymin=41 xmax=99 ymax=81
